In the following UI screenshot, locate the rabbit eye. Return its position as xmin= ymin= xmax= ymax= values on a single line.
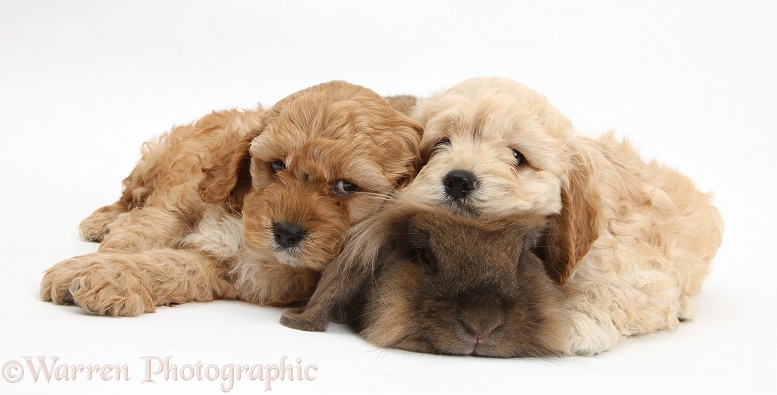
xmin=411 ymin=246 xmax=438 ymax=275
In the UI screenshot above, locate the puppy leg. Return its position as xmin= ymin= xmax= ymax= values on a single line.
xmin=564 ymin=270 xmax=682 ymax=355
xmin=42 ymin=249 xmax=235 ymax=316
xmin=232 ymin=259 xmax=319 ymax=307
xmin=97 ymin=207 xmax=191 ymax=253
xmin=79 ymin=201 xmax=129 ymax=242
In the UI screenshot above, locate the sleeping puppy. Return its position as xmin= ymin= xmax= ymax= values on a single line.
xmin=40 ymin=81 xmax=423 ymax=316
xmin=284 ymin=77 xmax=724 ymax=356
xmin=283 ymin=203 xmax=570 ymax=357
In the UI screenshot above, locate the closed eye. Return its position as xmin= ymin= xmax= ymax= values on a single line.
xmin=435 ymin=137 xmax=451 ymax=148
xmin=411 ymin=245 xmax=438 ymax=275
xmin=428 ymin=137 xmax=451 ymax=159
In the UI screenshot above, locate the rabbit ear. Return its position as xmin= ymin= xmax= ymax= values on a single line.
xmin=280 ymin=207 xmax=406 ymax=332
xmin=541 ymin=151 xmax=602 ymax=284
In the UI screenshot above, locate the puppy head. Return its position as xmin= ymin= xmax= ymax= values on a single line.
xmin=199 ymin=81 xmax=424 ymax=271
xmin=402 ymin=77 xmax=574 ymax=217
xmin=282 ymin=204 xmax=569 ymax=357
xmin=402 ymin=77 xmax=601 ymax=283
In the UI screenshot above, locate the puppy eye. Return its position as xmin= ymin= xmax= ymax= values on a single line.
xmin=435 ymin=137 xmax=451 ymax=148
xmin=334 ymin=180 xmax=358 ymax=195
xmin=270 ymin=160 xmax=286 ymax=175
xmin=429 ymin=138 xmax=451 ymax=160
xmin=512 ymin=150 xmax=526 ymax=166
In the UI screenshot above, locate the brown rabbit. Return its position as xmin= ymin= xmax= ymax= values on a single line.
xmin=281 ymin=204 xmax=570 ymax=357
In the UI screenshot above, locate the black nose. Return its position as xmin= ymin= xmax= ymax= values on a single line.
xmin=443 ymin=170 xmax=477 ymax=200
xmin=273 ymin=222 xmax=306 ymax=249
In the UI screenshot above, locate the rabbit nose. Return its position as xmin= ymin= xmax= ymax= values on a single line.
xmin=273 ymin=222 xmax=306 ymax=249
xmin=459 ymin=303 xmax=505 ymax=343
xmin=462 ymin=318 xmax=504 ymax=343
xmin=443 ymin=170 xmax=477 ymax=200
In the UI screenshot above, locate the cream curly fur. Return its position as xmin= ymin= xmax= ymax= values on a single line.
xmin=400 ymin=77 xmax=724 ymax=355
xmin=40 ymin=81 xmax=423 ymax=316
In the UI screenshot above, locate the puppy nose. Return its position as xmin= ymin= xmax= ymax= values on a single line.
xmin=443 ymin=170 xmax=477 ymax=200
xmin=273 ymin=222 xmax=306 ymax=249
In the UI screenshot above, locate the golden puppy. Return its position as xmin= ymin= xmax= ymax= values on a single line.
xmin=40 ymin=81 xmax=423 ymax=316
xmin=401 ymin=77 xmax=724 ymax=355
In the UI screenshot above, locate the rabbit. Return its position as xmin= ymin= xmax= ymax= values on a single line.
xmin=281 ymin=203 xmax=571 ymax=357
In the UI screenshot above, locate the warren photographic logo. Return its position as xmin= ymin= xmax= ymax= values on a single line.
xmin=2 ymin=355 xmax=317 ymax=392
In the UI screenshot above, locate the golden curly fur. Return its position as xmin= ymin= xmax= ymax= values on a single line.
xmin=399 ymin=77 xmax=724 ymax=355
xmin=40 ymin=80 xmax=423 ymax=316
xmin=282 ymin=77 xmax=725 ymax=357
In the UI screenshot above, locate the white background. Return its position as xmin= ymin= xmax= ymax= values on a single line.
xmin=1 ymin=1 xmax=775 ymax=394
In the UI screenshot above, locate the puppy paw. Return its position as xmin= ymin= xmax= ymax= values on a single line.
xmin=678 ymin=295 xmax=695 ymax=321
xmin=280 ymin=307 xmax=329 ymax=332
xmin=78 ymin=205 xmax=126 ymax=242
xmin=40 ymin=256 xmax=93 ymax=304
xmin=566 ymin=311 xmax=620 ymax=356
xmin=69 ymin=265 xmax=155 ymax=317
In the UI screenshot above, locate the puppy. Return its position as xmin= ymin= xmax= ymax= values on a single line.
xmin=40 ymin=81 xmax=423 ymax=316
xmin=285 ymin=77 xmax=724 ymax=356
xmin=406 ymin=77 xmax=724 ymax=355
xmin=282 ymin=204 xmax=570 ymax=357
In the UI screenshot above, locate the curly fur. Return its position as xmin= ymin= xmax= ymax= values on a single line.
xmin=41 ymin=80 xmax=423 ymax=316
xmin=282 ymin=77 xmax=724 ymax=357
xmin=403 ymin=77 xmax=724 ymax=355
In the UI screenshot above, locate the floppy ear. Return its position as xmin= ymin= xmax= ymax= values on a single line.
xmin=393 ymin=117 xmax=425 ymax=189
xmin=197 ymin=85 xmax=317 ymax=208
xmin=373 ymin=96 xmax=424 ymax=189
xmin=197 ymin=127 xmax=261 ymax=208
xmin=382 ymin=95 xmax=418 ymax=117
xmin=541 ymin=151 xmax=602 ymax=284
xmin=280 ymin=207 xmax=407 ymax=332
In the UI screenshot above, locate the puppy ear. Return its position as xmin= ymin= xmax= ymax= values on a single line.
xmin=197 ymin=127 xmax=260 ymax=208
xmin=383 ymin=111 xmax=424 ymax=188
xmin=541 ymin=151 xmax=602 ymax=284
xmin=198 ymin=85 xmax=317 ymax=207
xmin=382 ymin=95 xmax=417 ymax=117
xmin=393 ymin=121 xmax=424 ymax=189
xmin=280 ymin=207 xmax=407 ymax=331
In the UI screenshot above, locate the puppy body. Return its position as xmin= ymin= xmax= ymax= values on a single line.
xmin=41 ymin=81 xmax=423 ymax=316
xmin=399 ymin=77 xmax=723 ymax=355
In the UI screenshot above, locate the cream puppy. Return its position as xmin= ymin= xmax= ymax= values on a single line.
xmin=399 ymin=77 xmax=724 ymax=355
